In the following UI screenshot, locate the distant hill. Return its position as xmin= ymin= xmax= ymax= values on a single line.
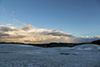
xmin=91 ymin=40 xmax=100 ymax=45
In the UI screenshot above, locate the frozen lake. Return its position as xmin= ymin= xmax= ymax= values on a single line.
xmin=0 ymin=44 xmax=100 ymax=67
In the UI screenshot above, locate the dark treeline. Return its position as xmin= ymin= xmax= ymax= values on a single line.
xmin=0 ymin=41 xmax=92 ymax=48
xmin=1 ymin=39 xmax=100 ymax=47
xmin=91 ymin=40 xmax=100 ymax=45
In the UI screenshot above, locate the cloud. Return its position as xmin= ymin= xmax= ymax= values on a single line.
xmin=10 ymin=19 xmax=33 ymax=31
xmin=10 ymin=18 xmax=19 ymax=23
xmin=22 ymin=24 xmax=32 ymax=31
xmin=0 ymin=33 xmax=10 ymax=36
xmin=2 ymin=7 xmax=15 ymax=17
xmin=0 ymin=25 xmax=100 ymax=43
xmin=0 ymin=25 xmax=19 ymax=32
xmin=43 ymin=30 xmax=74 ymax=37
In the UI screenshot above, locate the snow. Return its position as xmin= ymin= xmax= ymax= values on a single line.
xmin=0 ymin=44 xmax=100 ymax=67
xmin=18 ymin=44 xmax=34 ymax=47
xmin=1 ymin=44 xmax=34 ymax=47
xmin=73 ymin=44 xmax=100 ymax=50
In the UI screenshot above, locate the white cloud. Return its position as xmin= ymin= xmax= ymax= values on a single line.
xmin=0 ymin=25 xmax=100 ymax=44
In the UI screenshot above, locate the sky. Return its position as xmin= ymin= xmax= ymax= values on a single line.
xmin=0 ymin=0 xmax=100 ymax=40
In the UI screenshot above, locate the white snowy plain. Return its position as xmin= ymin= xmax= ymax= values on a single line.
xmin=0 ymin=44 xmax=100 ymax=67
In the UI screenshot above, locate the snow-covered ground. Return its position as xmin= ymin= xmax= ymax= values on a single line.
xmin=0 ymin=44 xmax=100 ymax=67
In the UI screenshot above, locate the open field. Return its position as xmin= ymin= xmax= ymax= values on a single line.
xmin=0 ymin=44 xmax=100 ymax=67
